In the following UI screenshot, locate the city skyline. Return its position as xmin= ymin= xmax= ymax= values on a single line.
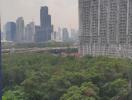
xmin=3 ymin=6 xmax=78 ymax=43
xmin=1 ymin=0 xmax=78 ymax=30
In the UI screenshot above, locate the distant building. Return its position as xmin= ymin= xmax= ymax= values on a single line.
xmin=1 ymin=32 xmax=4 ymax=41
xmin=58 ymin=27 xmax=62 ymax=41
xmin=16 ymin=17 xmax=25 ymax=43
xmin=40 ymin=6 xmax=51 ymax=28
xmin=34 ymin=25 xmax=41 ymax=42
xmin=62 ymin=28 xmax=69 ymax=42
xmin=51 ymin=28 xmax=62 ymax=42
xmin=70 ymin=29 xmax=78 ymax=42
xmin=5 ymin=22 xmax=16 ymax=42
xmin=39 ymin=6 xmax=53 ymax=42
xmin=51 ymin=31 xmax=57 ymax=41
xmin=35 ymin=25 xmax=53 ymax=43
xmin=25 ymin=22 xmax=35 ymax=43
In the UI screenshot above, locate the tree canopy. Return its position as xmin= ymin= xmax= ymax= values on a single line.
xmin=2 ymin=53 xmax=132 ymax=100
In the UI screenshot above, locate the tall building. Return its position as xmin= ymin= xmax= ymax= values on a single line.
xmin=79 ymin=0 xmax=132 ymax=58
xmin=58 ymin=27 xmax=62 ymax=41
xmin=34 ymin=25 xmax=42 ymax=42
xmin=40 ymin=6 xmax=51 ymax=28
xmin=62 ymin=28 xmax=69 ymax=42
xmin=51 ymin=28 xmax=62 ymax=42
xmin=1 ymin=32 xmax=4 ymax=41
xmin=40 ymin=6 xmax=53 ymax=42
xmin=16 ymin=17 xmax=25 ymax=43
xmin=51 ymin=31 xmax=57 ymax=41
xmin=5 ymin=22 xmax=16 ymax=42
xmin=71 ymin=29 xmax=78 ymax=42
xmin=25 ymin=22 xmax=35 ymax=43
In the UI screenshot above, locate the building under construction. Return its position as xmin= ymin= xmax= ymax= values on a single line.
xmin=79 ymin=0 xmax=132 ymax=58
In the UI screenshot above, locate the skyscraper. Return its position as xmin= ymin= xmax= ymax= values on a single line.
xmin=51 ymin=28 xmax=62 ymax=42
xmin=16 ymin=17 xmax=25 ymax=43
xmin=51 ymin=31 xmax=57 ymax=41
xmin=40 ymin=6 xmax=51 ymax=28
xmin=58 ymin=27 xmax=62 ymax=41
xmin=39 ymin=6 xmax=53 ymax=42
xmin=71 ymin=29 xmax=78 ymax=42
xmin=34 ymin=25 xmax=42 ymax=42
xmin=1 ymin=32 xmax=4 ymax=41
xmin=79 ymin=0 xmax=132 ymax=57
xmin=62 ymin=28 xmax=69 ymax=42
xmin=5 ymin=22 xmax=16 ymax=42
xmin=25 ymin=22 xmax=35 ymax=43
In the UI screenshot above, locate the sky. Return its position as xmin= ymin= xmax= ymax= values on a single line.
xmin=1 ymin=0 xmax=79 ymax=31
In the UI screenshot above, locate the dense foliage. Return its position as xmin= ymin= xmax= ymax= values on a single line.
xmin=2 ymin=53 xmax=132 ymax=100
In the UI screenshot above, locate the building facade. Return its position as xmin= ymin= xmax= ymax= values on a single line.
xmin=25 ymin=22 xmax=35 ymax=43
xmin=16 ymin=17 xmax=25 ymax=43
xmin=5 ymin=22 xmax=16 ymax=42
xmin=71 ymin=29 xmax=79 ymax=42
xmin=34 ymin=25 xmax=42 ymax=42
xmin=62 ymin=28 xmax=69 ymax=42
xmin=79 ymin=0 xmax=132 ymax=58
xmin=40 ymin=6 xmax=53 ymax=42
xmin=51 ymin=28 xmax=62 ymax=42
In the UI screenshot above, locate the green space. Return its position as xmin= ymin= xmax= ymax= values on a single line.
xmin=2 ymin=52 xmax=132 ymax=100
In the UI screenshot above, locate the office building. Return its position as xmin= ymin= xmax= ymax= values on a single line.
xmin=71 ymin=29 xmax=78 ymax=42
xmin=25 ymin=22 xmax=35 ymax=42
xmin=51 ymin=31 xmax=57 ymax=41
xmin=35 ymin=25 xmax=53 ymax=42
xmin=34 ymin=25 xmax=41 ymax=42
xmin=5 ymin=22 xmax=16 ymax=42
xmin=16 ymin=17 xmax=25 ymax=43
xmin=57 ymin=27 xmax=62 ymax=41
xmin=40 ymin=6 xmax=53 ymax=42
xmin=62 ymin=28 xmax=69 ymax=42
xmin=51 ymin=28 xmax=62 ymax=42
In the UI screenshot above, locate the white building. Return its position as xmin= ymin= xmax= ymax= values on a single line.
xmin=51 ymin=28 xmax=62 ymax=42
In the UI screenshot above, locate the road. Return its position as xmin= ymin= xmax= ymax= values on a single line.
xmin=2 ymin=46 xmax=78 ymax=54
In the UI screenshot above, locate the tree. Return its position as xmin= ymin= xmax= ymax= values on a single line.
xmin=60 ymin=82 xmax=99 ymax=100
xmin=2 ymin=86 xmax=25 ymax=100
xmin=103 ymin=79 xmax=129 ymax=100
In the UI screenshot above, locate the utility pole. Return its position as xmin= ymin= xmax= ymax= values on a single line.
xmin=0 ymin=17 xmax=2 ymax=100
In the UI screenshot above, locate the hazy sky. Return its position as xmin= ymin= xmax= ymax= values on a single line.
xmin=1 ymin=0 xmax=79 ymax=30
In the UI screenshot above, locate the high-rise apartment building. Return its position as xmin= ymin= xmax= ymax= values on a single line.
xmin=5 ymin=22 xmax=16 ymax=42
xmin=79 ymin=0 xmax=132 ymax=58
xmin=16 ymin=17 xmax=25 ymax=43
